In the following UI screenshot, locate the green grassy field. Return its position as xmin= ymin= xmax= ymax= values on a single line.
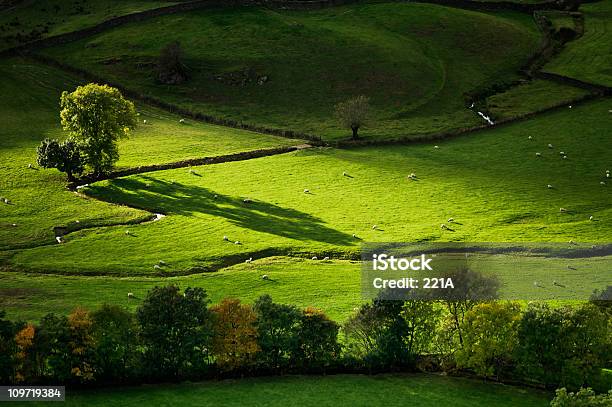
xmin=0 ymin=0 xmax=176 ymax=51
xmin=0 ymin=57 xmax=300 ymax=250
xmin=543 ymin=0 xmax=612 ymax=87
xmin=13 ymin=374 xmax=550 ymax=407
xmin=6 ymin=96 xmax=610 ymax=275
xmin=38 ymin=3 xmax=542 ymax=141
xmin=1 ymin=253 xmax=609 ymax=322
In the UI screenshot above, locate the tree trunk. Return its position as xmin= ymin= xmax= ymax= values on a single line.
xmin=351 ymin=126 xmax=359 ymax=139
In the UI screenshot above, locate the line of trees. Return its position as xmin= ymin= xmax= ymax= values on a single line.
xmin=0 ymin=285 xmax=610 ymax=395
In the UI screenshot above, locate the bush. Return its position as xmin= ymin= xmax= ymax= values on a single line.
xmin=550 ymin=387 xmax=612 ymax=406
xmin=293 ymin=307 xmax=340 ymax=372
xmin=334 ymin=95 xmax=370 ymax=139
xmin=36 ymin=138 xmax=84 ymax=181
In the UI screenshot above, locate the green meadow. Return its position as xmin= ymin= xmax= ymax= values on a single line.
xmin=0 ymin=0 xmax=611 ymax=402
xmin=39 ymin=3 xmax=542 ymax=141
xmin=16 ymin=374 xmax=550 ymax=407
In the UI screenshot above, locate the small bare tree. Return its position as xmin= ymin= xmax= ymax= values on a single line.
xmin=334 ymin=95 xmax=370 ymax=140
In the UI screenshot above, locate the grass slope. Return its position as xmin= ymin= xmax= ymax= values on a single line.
xmin=16 ymin=374 xmax=550 ymax=407
xmin=0 ymin=0 xmax=176 ymax=51
xmin=1 ymin=253 xmax=609 ymax=322
xmin=40 ymin=3 xmax=541 ymax=141
xmin=544 ymin=0 xmax=612 ymax=87
xmin=0 ymin=58 xmax=299 ymax=250
xmin=7 ymin=98 xmax=611 ymax=275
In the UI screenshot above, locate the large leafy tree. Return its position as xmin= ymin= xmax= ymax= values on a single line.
xmin=67 ymin=308 xmax=96 ymax=383
xmin=34 ymin=313 xmax=72 ymax=382
xmin=211 ymin=298 xmax=259 ymax=372
xmin=456 ymin=301 xmax=521 ymax=379
xmin=60 ymin=83 xmax=137 ymax=176
xmin=292 ymin=307 xmax=340 ymax=372
xmin=91 ymin=304 xmax=140 ymax=383
xmin=136 ymin=286 xmax=213 ymax=379
xmin=253 ymin=295 xmax=300 ymax=372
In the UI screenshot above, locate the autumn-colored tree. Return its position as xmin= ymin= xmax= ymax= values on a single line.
xmin=211 ymin=298 xmax=259 ymax=371
xmin=14 ymin=324 xmax=35 ymax=382
xmin=67 ymin=308 xmax=96 ymax=382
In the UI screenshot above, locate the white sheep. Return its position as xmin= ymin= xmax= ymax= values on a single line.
xmin=245 ymin=257 xmax=252 ymax=263
xmin=12 ymin=223 xmax=17 ymax=227
xmin=143 ymin=119 xmax=147 ymax=124
xmin=214 ymin=194 xmax=218 ymax=199
xmin=560 ymin=208 xmax=567 ymax=213
xmin=304 ymin=189 xmax=310 ymax=194
xmin=563 ymin=155 xmax=567 ymax=159
xmin=559 ymin=151 xmax=565 ymax=155
xmin=234 ymin=241 xmax=241 ymax=245
xmin=223 ymin=235 xmax=229 ymax=241
xmin=528 ymin=136 xmax=532 ymax=140
xmin=434 ymin=145 xmax=439 ymax=149
xmin=547 ymin=184 xmax=553 ymax=189
xmin=342 ymin=171 xmax=348 ymax=176
xmin=536 ymin=152 xmax=541 ymax=157
xmin=125 ymin=230 xmax=131 ymax=236
xmin=312 ymin=256 xmax=318 ymax=260
xmin=154 ymin=264 xmax=162 ymax=270
xmin=533 ymin=281 xmax=542 ymax=288
xmin=323 ymin=256 xmax=330 ymax=261
xmin=243 ymin=198 xmax=252 ymax=204
xmin=440 ymin=224 xmax=448 ymax=230
xmin=4 ymin=198 xmax=10 ymax=204
xmin=548 ymin=144 xmax=553 ymax=149
xmin=352 ymin=233 xmax=358 ymax=239
xmin=28 ymin=163 xmax=32 ymax=169
xmin=158 ymin=260 xmax=166 ymax=266
xmin=601 ymin=181 xmax=606 ymax=186
xmin=262 ymin=274 xmax=269 ymax=280
xmin=55 ymin=236 xmax=63 ymax=244
xmin=372 ymin=225 xmax=378 ymax=230
xmin=179 ymin=118 xmax=186 ymax=124
xmin=408 ymin=173 xmax=417 ymax=180
xmin=589 ymin=216 xmax=594 ymax=221
xmin=447 ymin=218 xmax=454 ymax=223
xmin=127 ymin=292 xmax=134 ymax=299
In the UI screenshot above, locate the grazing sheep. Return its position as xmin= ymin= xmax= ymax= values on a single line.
xmin=601 ymin=181 xmax=606 ymax=186
xmin=154 ymin=264 xmax=162 ymax=270
xmin=158 ymin=260 xmax=166 ymax=266
xmin=143 ymin=119 xmax=147 ymax=124
xmin=589 ymin=216 xmax=594 ymax=221
xmin=559 ymin=151 xmax=565 ymax=155
xmin=12 ymin=223 xmax=17 ymax=227
xmin=214 ymin=194 xmax=218 ymax=199
xmin=262 ymin=274 xmax=269 ymax=280
xmin=125 ymin=230 xmax=131 ymax=236
xmin=323 ymin=256 xmax=330 ymax=261
xmin=342 ymin=171 xmax=348 ymax=176
xmin=55 ymin=236 xmax=63 ymax=244
xmin=434 ymin=145 xmax=439 ymax=149
xmin=568 ymin=105 xmax=572 ymax=109
xmin=547 ymin=184 xmax=553 ymax=189
xmin=304 ymin=189 xmax=310 ymax=194
xmin=563 ymin=155 xmax=567 ymax=159
xmin=188 ymin=169 xmax=197 ymax=175
xmin=234 ymin=241 xmax=241 ymax=245
xmin=243 ymin=198 xmax=252 ymax=204
xmin=223 ymin=235 xmax=229 ymax=241
xmin=440 ymin=224 xmax=448 ymax=230
xmin=127 ymin=292 xmax=134 ymax=299
xmin=352 ymin=233 xmax=358 ymax=239
xmin=548 ymin=144 xmax=553 ymax=149
xmin=245 ymin=257 xmax=252 ymax=263
xmin=179 ymin=118 xmax=186 ymax=124
xmin=536 ymin=152 xmax=541 ymax=157
xmin=447 ymin=218 xmax=454 ymax=223
xmin=3 ymin=198 xmax=10 ymax=204
xmin=28 ymin=163 xmax=32 ymax=169
xmin=408 ymin=173 xmax=417 ymax=180
xmin=528 ymin=136 xmax=532 ymax=140
xmin=312 ymin=256 xmax=318 ymax=260
xmin=372 ymin=225 xmax=378 ymax=230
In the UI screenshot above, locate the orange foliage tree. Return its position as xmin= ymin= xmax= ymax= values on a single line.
xmin=211 ymin=298 xmax=259 ymax=371
xmin=68 ymin=308 xmax=96 ymax=382
xmin=14 ymin=324 xmax=35 ymax=382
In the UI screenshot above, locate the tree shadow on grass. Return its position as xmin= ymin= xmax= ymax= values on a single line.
xmin=90 ymin=176 xmax=354 ymax=245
